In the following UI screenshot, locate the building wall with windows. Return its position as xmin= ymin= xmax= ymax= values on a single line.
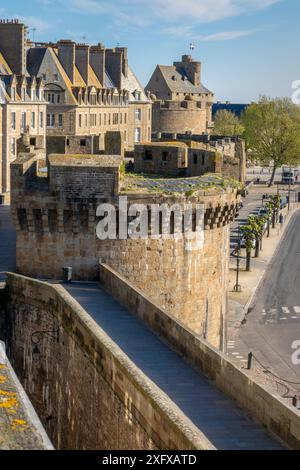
xmin=26 ymin=40 xmax=151 ymax=152
xmin=0 ymin=47 xmax=46 ymax=203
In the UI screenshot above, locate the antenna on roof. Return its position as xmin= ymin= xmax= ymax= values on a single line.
xmin=30 ymin=27 xmax=37 ymax=43
xmin=189 ymin=42 xmax=195 ymax=53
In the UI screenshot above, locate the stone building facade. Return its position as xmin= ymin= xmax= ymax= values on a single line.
xmin=0 ymin=21 xmax=46 ymax=203
xmin=26 ymin=39 xmax=151 ymax=153
xmin=134 ymin=137 xmax=246 ymax=182
xmin=10 ymin=151 xmax=239 ymax=349
xmin=146 ymin=55 xmax=214 ymax=135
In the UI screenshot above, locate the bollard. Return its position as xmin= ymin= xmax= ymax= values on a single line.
xmin=293 ymin=396 xmax=298 ymax=408
xmin=247 ymin=352 xmax=253 ymax=370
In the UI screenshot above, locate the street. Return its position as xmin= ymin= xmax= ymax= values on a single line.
xmin=235 ymin=210 xmax=300 ymax=388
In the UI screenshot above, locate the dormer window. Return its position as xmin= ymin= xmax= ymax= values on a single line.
xmin=90 ymin=94 xmax=97 ymax=105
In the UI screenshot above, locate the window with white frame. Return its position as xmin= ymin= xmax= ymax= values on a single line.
xmin=11 ymin=112 xmax=16 ymax=130
xmin=135 ymin=108 xmax=141 ymax=121
xmin=135 ymin=127 xmax=141 ymax=143
xmin=47 ymin=113 xmax=55 ymax=127
xmin=21 ymin=112 xmax=26 ymax=131
xmin=31 ymin=112 xmax=36 ymax=129
xmin=11 ymin=138 xmax=16 ymax=157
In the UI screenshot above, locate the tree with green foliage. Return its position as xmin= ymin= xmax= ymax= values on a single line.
xmin=240 ymin=225 xmax=256 ymax=271
xmin=242 ymin=97 xmax=300 ymax=186
xmin=248 ymin=215 xmax=268 ymax=258
xmin=267 ymin=194 xmax=281 ymax=228
xmin=213 ymin=109 xmax=244 ymax=136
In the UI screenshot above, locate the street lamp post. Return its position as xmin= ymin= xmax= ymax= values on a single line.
xmin=288 ymin=164 xmax=292 ymax=211
xmin=234 ymin=227 xmax=242 ymax=293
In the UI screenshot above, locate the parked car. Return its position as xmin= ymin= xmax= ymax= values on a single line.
xmin=257 ymin=207 xmax=269 ymax=217
xmin=280 ymin=196 xmax=288 ymax=209
xmin=240 ymin=236 xmax=256 ymax=249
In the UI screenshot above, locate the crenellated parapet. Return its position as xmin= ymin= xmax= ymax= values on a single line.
xmin=11 ymin=152 xmax=239 ymax=348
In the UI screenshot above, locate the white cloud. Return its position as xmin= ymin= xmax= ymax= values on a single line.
xmin=200 ymin=30 xmax=255 ymax=41
xmin=19 ymin=16 xmax=51 ymax=32
xmin=68 ymin=0 xmax=281 ymax=24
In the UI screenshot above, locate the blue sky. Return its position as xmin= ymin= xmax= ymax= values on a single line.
xmin=1 ymin=0 xmax=299 ymax=102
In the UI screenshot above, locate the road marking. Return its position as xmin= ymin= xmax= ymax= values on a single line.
xmin=231 ymin=352 xmax=240 ymax=355
xmin=294 ymin=306 xmax=300 ymax=313
xmin=279 ymin=317 xmax=287 ymax=320
xmin=291 ymin=316 xmax=299 ymax=319
xmin=282 ymin=307 xmax=290 ymax=314
xmin=227 ymin=346 xmax=235 ymax=349
xmin=236 ymin=356 xmax=244 ymax=359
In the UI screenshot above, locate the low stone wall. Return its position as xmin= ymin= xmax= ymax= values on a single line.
xmin=99 ymin=263 xmax=300 ymax=450
xmin=2 ymin=273 xmax=214 ymax=450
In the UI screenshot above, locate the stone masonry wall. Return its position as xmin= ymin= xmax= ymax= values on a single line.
xmin=152 ymin=101 xmax=207 ymax=135
xmin=99 ymin=263 xmax=300 ymax=450
xmin=10 ymin=153 xmax=238 ymax=349
xmin=1 ymin=274 xmax=213 ymax=450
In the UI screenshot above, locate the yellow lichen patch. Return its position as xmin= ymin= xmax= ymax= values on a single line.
xmin=0 ymin=396 xmax=19 ymax=409
xmin=0 ymin=375 xmax=7 ymax=384
xmin=11 ymin=419 xmax=29 ymax=432
xmin=0 ymin=364 xmax=6 ymax=369
xmin=0 ymin=390 xmax=16 ymax=396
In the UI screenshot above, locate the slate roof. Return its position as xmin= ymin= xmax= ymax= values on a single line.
xmin=158 ymin=65 xmax=213 ymax=95
xmin=26 ymin=48 xmax=47 ymax=76
xmin=122 ymin=65 xmax=150 ymax=102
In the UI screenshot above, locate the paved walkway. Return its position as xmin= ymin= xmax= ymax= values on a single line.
xmin=0 ymin=206 xmax=16 ymax=282
xmin=64 ymin=282 xmax=284 ymax=450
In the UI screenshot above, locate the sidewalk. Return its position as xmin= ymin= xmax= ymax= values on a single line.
xmin=227 ymin=202 xmax=300 ymax=341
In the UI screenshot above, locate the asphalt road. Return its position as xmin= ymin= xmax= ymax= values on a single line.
xmin=239 ymin=210 xmax=300 ymax=382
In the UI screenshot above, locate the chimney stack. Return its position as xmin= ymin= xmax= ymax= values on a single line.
xmin=90 ymin=44 xmax=105 ymax=86
xmin=57 ymin=40 xmax=75 ymax=83
xmin=105 ymin=48 xmax=124 ymax=89
xmin=0 ymin=20 xmax=27 ymax=75
xmin=75 ymin=44 xmax=90 ymax=85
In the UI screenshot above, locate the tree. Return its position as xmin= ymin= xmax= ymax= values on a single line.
xmin=213 ymin=109 xmax=244 ymax=136
xmin=267 ymin=194 xmax=281 ymax=228
xmin=240 ymin=225 xmax=255 ymax=271
xmin=248 ymin=215 xmax=268 ymax=258
xmin=242 ymin=97 xmax=300 ymax=186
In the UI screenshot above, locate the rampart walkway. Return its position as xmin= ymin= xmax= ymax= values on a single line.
xmin=65 ymin=282 xmax=284 ymax=450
